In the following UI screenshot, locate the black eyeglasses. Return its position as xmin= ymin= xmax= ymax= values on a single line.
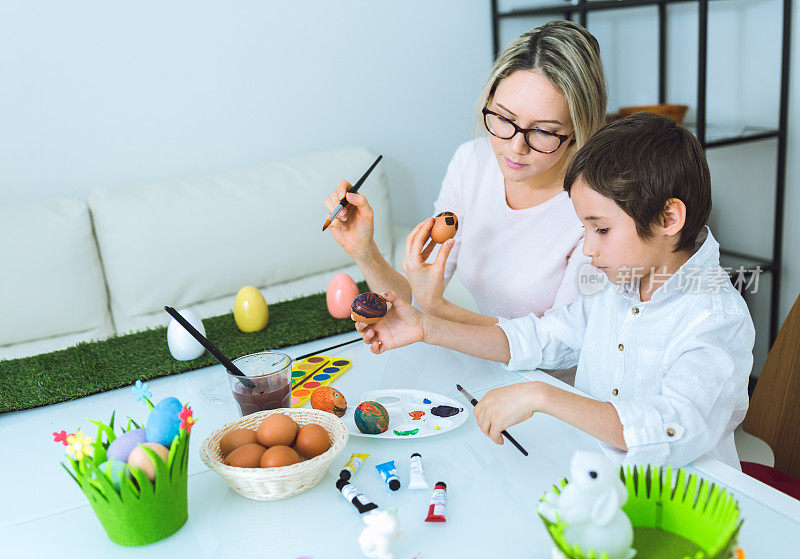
xmin=482 ymin=107 xmax=572 ymax=154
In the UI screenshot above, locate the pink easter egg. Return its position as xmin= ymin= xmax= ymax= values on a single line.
xmin=326 ymin=273 xmax=359 ymax=319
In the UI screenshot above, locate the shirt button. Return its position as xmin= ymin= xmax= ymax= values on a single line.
xmin=618 ymin=344 xmax=624 ymax=351
xmin=632 ymin=307 xmax=640 ymax=315
xmin=667 ymin=428 xmax=676 ymax=437
xmin=612 ymin=388 xmax=619 ymax=396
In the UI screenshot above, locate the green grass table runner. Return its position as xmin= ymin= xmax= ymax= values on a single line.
xmin=0 ymin=285 xmax=366 ymax=414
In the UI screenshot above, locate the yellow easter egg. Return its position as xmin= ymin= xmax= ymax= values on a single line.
xmin=234 ymin=286 xmax=269 ymax=332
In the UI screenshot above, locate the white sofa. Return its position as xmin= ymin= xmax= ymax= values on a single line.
xmin=0 ymin=147 xmax=399 ymax=360
xmin=1 ymin=145 xmax=479 ymax=361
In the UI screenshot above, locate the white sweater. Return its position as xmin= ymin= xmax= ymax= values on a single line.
xmin=434 ymin=138 xmax=588 ymax=319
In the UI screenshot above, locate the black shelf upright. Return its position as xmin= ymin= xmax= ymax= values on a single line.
xmin=491 ymin=0 xmax=792 ymax=346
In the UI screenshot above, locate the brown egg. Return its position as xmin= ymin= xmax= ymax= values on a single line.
xmin=257 ymin=413 xmax=299 ymax=447
xmin=430 ymin=211 xmax=458 ymax=243
xmin=260 ymin=445 xmax=302 ymax=468
xmin=293 ymin=423 xmax=331 ymax=459
xmin=224 ymin=443 xmax=267 ymax=468
xmin=128 ymin=442 xmax=170 ymax=481
xmin=219 ymin=428 xmax=258 ymax=457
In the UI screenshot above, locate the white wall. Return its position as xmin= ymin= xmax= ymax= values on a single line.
xmin=0 ymin=0 xmax=491 ymax=226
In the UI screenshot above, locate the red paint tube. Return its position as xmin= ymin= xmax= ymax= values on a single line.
xmin=425 ymin=481 xmax=447 ymax=523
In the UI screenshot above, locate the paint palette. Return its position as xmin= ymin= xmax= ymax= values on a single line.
xmin=343 ymin=389 xmax=469 ymax=439
xmin=290 ymin=355 xmax=352 ymax=407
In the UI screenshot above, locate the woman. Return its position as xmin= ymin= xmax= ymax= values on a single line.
xmin=324 ymin=20 xmax=607 ymax=327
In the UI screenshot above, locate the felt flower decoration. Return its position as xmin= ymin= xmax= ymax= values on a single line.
xmin=52 ymin=430 xmax=70 ymax=446
xmin=131 ymin=380 xmax=152 ymax=402
xmin=179 ymin=405 xmax=195 ymax=433
xmin=66 ymin=430 xmax=94 ymax=460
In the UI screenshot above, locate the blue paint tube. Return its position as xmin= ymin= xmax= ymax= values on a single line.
xmin=375 ymin=459 xmax=401 ymax=491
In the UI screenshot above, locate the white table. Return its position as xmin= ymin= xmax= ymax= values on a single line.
xmin=2 ymin=332 xmax=799 ymax=558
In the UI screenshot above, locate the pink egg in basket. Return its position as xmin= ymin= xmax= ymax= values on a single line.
xmin=326 ymin=273 xmax=359 ymax=319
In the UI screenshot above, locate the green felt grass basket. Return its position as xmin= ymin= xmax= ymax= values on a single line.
xmin=61 ymin=411 xmax=191 ymax=547
xmin=539 ymin=465 xmax=743 ymax=559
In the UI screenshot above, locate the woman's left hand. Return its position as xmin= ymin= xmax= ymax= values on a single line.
xmin=474 ymin=383 xmax=543 ymax=444
xmin=402 ymin=218 xmax=455 ymax=314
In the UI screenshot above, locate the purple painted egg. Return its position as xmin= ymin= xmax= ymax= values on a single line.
xmin=106 ymin=428 xmax=147 ymax=462
xmin=350 ymin=293 xmax=387 ymax=324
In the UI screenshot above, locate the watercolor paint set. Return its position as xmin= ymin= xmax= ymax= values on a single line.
xmin=290 ymin=355 xmax=353 ymax=407
xmin=343 ymin=388 xmax=468 ymax=439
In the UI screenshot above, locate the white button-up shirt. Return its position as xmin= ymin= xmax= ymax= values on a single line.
xmin=497 ymin=228 xmax=755 ymax=469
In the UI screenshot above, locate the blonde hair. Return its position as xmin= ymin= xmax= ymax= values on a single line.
xmin=477 ymin=20 xmax=607 ymax=151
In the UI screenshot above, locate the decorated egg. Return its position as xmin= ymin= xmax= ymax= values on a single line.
xmin=224 ymin=443 xmax=266 ymax=468
xmin=354 ymin=401 xmax=390 ymax=434
xmin=294 ymin=424 xmax=331 ymax=459
xmin=145 ymin=397 xmax=183 ymax=447
xmin=166 ymin=308 xmax=206 ymax=361
xmin=94 ymin=459 xmax=127 ymax=490
xmin=351 ymin=292 xmax=387 ymax=324
xmin=326 ymin=273 xmax=360 ymax=319
xmin=220 ymin=428 xmax=258 ymax=457
xmin=128 ymin=442 xmax=169 ymax=481
xmin=256 ymin=413 xmax=298 ymax=447
xmin=431 ymin=211 xmax=458 ymax=244
xmin=106 ymin=428 xmax=147 ymax=462
xmin=233 ymin=286 xmax=269 ymax=332
xmin=310 ymin=386 xmax=347 ymax=418
xmin=260 ymin=445 xmax=302 ymax=468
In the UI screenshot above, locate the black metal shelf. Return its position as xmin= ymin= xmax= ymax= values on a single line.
xmin=490 ymin=0 xmax=791 ymax=345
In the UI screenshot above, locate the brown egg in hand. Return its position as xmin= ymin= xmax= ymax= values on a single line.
xmin=219 ymin=428 xmax=258 ymax=457
xmin=260 ymin=445 xmax=302 ymax=468
xmin=350 ymin=292 xmax=388 ymax=324
xmin=257 ymin=413 xmax=299 ymax=447
xmin=431 ymin=211 xmax=458 ymax=244
xmin=294 ymin=423 xmax=331 ymax=459
xmin=224 ymin=443 xmax=267 ymax=468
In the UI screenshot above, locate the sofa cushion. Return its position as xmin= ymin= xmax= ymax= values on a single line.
xmin=0 ymin=198 xmax=114 ymax=353
xmin=89 ymin=147 xmax=392 ymax=334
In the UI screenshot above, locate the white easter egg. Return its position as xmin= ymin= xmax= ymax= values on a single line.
xmin=166 ymin=309 xmax=206 ymax=361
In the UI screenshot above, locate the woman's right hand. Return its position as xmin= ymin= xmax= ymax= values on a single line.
xmin=324 ymin=180 xmax=375 ymax=261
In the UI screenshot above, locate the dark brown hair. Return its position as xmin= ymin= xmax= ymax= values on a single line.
xmin=564 ymin=112 xmax=711 ymax=252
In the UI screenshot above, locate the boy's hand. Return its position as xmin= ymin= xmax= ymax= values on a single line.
xmin=355 ymin=292 xmax=426 ymax=354
xmin=474 ymin=382 xmax=544 ymax=445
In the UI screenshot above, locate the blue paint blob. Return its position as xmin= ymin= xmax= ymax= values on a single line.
xmin=423 ymin=398 xmax=432 ymax=404
xmin=322 ymin=367 xmax=339 ymax=374
xmin=313 ymin=373 xmax=331 ymax=381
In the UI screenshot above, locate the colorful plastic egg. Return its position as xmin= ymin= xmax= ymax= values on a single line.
xmin=431 ymin=211 xmax=458 ymax=244
xmin=310 ymin=386 xmax=347 ymax=417
xmin=326 ymin=273 xmax=360 ymax=319
xmin=107 ymin=428 xmax=147 ymax=462
xmin=145 ymin=397 xmax=183 ymax=447
xmin=166 ymin=308 xmax=206 ymax=361
xmin=234 ymin=286 xmax=269 ymax=332
xmin=351 ymin=292 xmax=387 ymax=324
xmin=94 ymin=459 xmax=127 ymax=490
xmin=128 ymin=442 xmax=170 ymax=481
xmin=354 ymin=401 xmax=390 ymax=434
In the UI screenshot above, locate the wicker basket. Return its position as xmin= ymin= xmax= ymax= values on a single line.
xmin=618 ymin=103 xmax=689 ymax=125
xmin=200 ymin=408 xmax=349 ymax=500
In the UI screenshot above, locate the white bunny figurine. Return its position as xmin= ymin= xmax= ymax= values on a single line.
xmin=538 ymin=451 xmax=636 ymax=559
xmin=358 ymin=509 xmax=405 ymax=559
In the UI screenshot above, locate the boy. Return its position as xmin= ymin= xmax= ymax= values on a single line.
xmin=357 ymin=112 xmax=755 ymax=469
